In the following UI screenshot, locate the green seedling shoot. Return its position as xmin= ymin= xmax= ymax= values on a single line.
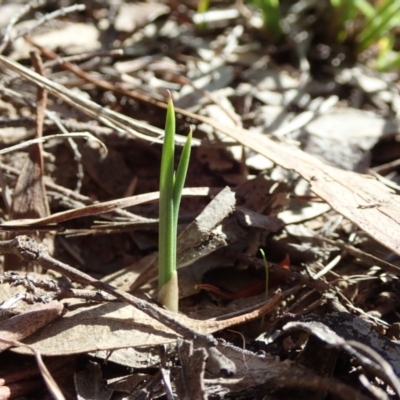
xmin=158 ymin=94 xmax=192 ymax=312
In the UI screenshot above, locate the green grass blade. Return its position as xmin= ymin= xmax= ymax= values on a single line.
xmin=354 ymin=0 xmax=376 ymax=19
xmin=357 ymin=1 xmax=400 ymax=51
xmin=329 ymin=0 xmax=374 ymax=42
xmin=158 ymin=97 xmax=192 ymax=312
xmin=158 ymin=94 xmax=176 ymax=295
xmin=172 ymin=128 xmax=192 ymax=226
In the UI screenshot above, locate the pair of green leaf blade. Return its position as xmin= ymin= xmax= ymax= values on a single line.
xmin=158 ymin=95 xmax=272 ymax=314
xmin=158 ymin=95 xmax=192 ymax=312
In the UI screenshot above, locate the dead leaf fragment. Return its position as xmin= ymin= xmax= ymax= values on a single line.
xmin=75 ymin=361 xmax=113 ymax=400
xmin=210 ymin=124 xmax=400 ymax=258
xmin=16 ymin=291 xmax=281 ymax=356
xmin=114 ymin=3 xmax=169 ymax=32
xmin=12 ymin=23 xmax=100 ymax=60
xmin=0 ymin=301 xmax=63 ymax=352
xmin=305 ymin=107 xmax=399 ymax=171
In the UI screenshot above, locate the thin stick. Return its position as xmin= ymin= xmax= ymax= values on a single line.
xmin=0 ymin=0 xmax=47 ymax=54
xmin=16 ymin=4 xmax=86 ymax=40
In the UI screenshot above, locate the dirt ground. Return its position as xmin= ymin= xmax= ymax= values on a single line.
xmin=1 ymin=1 xmax=400 ymax=399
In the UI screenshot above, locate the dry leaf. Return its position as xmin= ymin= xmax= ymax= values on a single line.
xmin=114 ymin=2 xmax=169 ymax=33
xmin=74 ymin=361 xmax=113 ymax=400
xmin=12 ymin=23 xmax=100 ymax=60
xmin=305 ymin=107 xmax=399 ymax=171
xmin=15 ymin=292 xmax=281 ymax=356
xmin=211 ymin=124 xmax=400 ymax=257
xmin=0 ymin=301 xmax=63 ymax=352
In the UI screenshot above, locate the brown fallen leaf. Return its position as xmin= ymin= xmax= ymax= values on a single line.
xmin=215 ymin=125 xmax=400 ymax=257
xmin=305 ymin=107 xmax=399 ymax=171
xmin=74 ymin=361 xmax=113 ymax=400
xmin=14 ymin=292 xmax=281 ymax=356
xmin=114 ymin=2 xmax=170 ymax=33
xmin=0 ymin=301 xmax=63 ymax=353
xmin=11 ymin=22 xmax=100 ymax=60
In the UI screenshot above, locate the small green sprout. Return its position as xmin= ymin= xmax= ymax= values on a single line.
xmin=158 ymin=93 xmax=192 ymax=312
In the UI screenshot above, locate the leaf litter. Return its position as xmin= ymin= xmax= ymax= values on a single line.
xmin=0 ymin=1 xmax=400 ymax=399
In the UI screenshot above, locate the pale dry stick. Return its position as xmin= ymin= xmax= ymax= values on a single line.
xmin=315 ymin=235 xmax=400 ymax=276
xmin=26 ymin=36 xmax=239 ymax=145
xmin=0 ymin=0 xmax=46 ymax=54
xmin=372 ymin=158 xmax=400 ymax=176
xmin=0 ymin=52 xmax=237 ymax=149
xmin=346 ymin=340 xmax=400 ymax=398
xmin=368 ymin=168 xmax=400 ymax=193
xmin=336 ymin=289 xmax=390 ymax=328
xmin=16 ymin=4 xmax=86 ymax=40
xmin=0 ymin=187 xmax=213 ymax=227
xmin=312 ymin=254 xmax=342 ymax=280
xmin=44 ymin=49 xmax=124 ymax=69
xmin=46 ymin=111 xmax=85 ymax=192
xmin=0 ymin=132 xmax=107 ymax=157
xmin=0 ymin=158 xmax=210 ymax=230
xmin=0 ymin=54 xmax=188 ymax=145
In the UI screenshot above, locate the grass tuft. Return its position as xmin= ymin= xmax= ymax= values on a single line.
xmin=158 ymin=93 xmax=192 ymax=312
